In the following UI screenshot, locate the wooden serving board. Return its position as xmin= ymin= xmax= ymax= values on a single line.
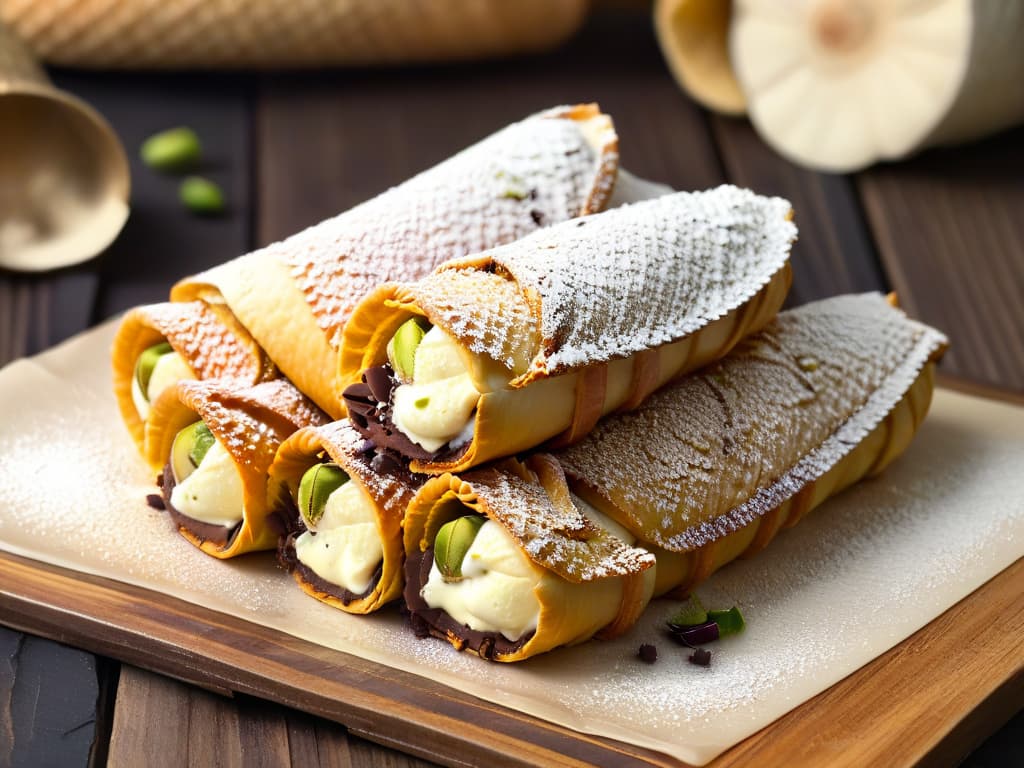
xmin=1 ymin=384 xmax=1021 ymax=768
xmin=1 ymin=550 xmax=1020 ymax=768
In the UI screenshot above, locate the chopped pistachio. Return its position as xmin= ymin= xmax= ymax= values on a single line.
xmin=297 ymin=463 xmax=349 ymax=529
xmin=171 ymin=421 xmax=214 ymax=484
xmin=387 ymin=316 xmax=430 ymax=381
xmin=179 ymin=177 xmax=225 ymax=215
xmin=141 ymin=127 xmax=201 ymax=171
xmin=135 ymin=341 xmax=174 ymax=397
xmin=434 ymin=515 xmax=486 ymax=581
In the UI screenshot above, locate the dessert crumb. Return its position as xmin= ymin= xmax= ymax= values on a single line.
xmin=689 ymin=648 xmax=712 ymax=667
xmin=637 ymin=644 xmax=657 ymax=664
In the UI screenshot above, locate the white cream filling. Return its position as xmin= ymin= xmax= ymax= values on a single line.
xmin=420 ymin=495 xmax=638 ymax=642
xmin=169 ymin=439 xmax=245 ymax=528
xmin=421 ymin=519 xmax=542 ymax=642
xmin=132 ymin=350 xmax=195 ymax=420
xmin=392 ymin=326 xmax=481 ymax=453
xmin=294 ymin=479 xmax=383 ymax=596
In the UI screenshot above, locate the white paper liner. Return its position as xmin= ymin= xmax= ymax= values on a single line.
xmin=1 ymin=322 xmax=1022 ymax=765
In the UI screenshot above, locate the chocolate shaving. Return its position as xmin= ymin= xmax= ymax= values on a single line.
xmin=342 ymin=364 xmax=472 ymax=466
xmin=363 ymin=366 xmax=393 ymax=404
xmin=146 ymin=494 xmax=166 ymax=511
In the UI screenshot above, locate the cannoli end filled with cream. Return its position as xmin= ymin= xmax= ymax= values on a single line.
xmin=147 ymin=379 xmax=327 ymax=559
xmin=112 ymin=300 xmax=273 ymax=462
xmin=403 ymin=455 xmax=656 ymax=662
xmin=268 ymin=421 xmax=419 ymax=614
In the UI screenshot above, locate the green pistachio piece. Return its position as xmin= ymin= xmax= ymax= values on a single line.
xmin=134 ymin=341 xmax=174 ymax=399
xmin=667 ymin=594 xmax=707 ymax=628
xmin=434 ymin=515 xmax=487 ymax=581
xmin=141 ymin=127 xmax=201 ymax=171
xmin=386 ymin=316 xmax=430 ymax=381
xmin=171 ymin=420 xmax=215 ymax=484
xmin=707 ymin=606 xmax=745 ymax=637
xmin=297 ymin=462 xmax=349 ymax=528
xmin=180 ymin=176 xmax=225 ymax=215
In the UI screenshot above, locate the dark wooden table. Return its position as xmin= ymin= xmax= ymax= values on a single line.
xmin=1 ymin=10 xmax=1021 ymax=767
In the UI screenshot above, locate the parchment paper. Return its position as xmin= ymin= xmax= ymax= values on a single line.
xmin=1 ymin=322 xmax=1022 ymax=766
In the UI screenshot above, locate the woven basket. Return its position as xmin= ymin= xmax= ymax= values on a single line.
xmin=0 ymin=0 xmax=589 ymax=69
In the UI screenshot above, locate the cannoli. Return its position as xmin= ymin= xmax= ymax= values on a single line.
xmin=403 ymin=454 xmax=656 ymax=662
xmin=556 ymin=293 xmax=949 ymax=596
xmin=267 ymin=420 xmax=423 ymax=614
xmin=341 ymin=185 xmax=796 ymax=474
xmin=167 ymin=104 xmax=619 ymax=417
xmin=111 ymin=301 xmax=275 ymax=458
xmin=146 ymin=379 xmax=328 ymax=558
xmin=113 ymin=104 xmax=619 ymax=459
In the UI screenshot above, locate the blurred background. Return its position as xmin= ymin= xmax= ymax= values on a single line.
xmin=0 ymin=1 xmax=1021 ymax=766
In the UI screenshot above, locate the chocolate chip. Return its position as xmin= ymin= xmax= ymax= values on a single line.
xmin=689 ymin=648 xmax=712 ymax=667
xmin=637 ymin=644 xmax=657 ymax=663
xmin=343 ymin=381 xmax=375 ymax=405
xmin=146 ymin=494 xmax=166 ymax=511
xmin=530 ymin=210 xmax=545 ymax=226
xmin=371 ymin=452 xmax=400 ymax=475
xmin=364 ymin=365 xmax=394 ymax=403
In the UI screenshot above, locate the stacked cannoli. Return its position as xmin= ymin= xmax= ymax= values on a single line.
xmin=116 ymin=106 xmax=948 ymax=663
xmin=113 ymin=104 xmax=620 ymax=462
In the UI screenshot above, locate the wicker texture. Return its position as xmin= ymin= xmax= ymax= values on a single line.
xmin=0 ymin=0 xmax=588 ymax=68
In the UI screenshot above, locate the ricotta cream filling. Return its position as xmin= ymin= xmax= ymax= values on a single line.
xmin=392 ymin=326 xmax=481 ymax=453
xmin=169 ymin=438 xmax=244 ymax=529
xmin=421 ymin=495 xmax=639 ymax=642
xmin=421 ymin=519 xmax=542 ymax=642
xmin=132 ymin=350 xmax=195 ymax=420
xmin=295 ymin=479 xmax=383 ymax=596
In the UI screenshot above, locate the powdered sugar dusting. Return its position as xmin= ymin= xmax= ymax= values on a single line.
xmin=558 ymin=293 xmax=948 ymax=551
xmin=399 ymin=268 xmax=537 ymax=372
xmin=464 ymin=464 xmax=654 ymax=582
xmin=431 ymin=186 xmax=795 ymax=378
xmin=316 ymin=419 xmax=421 ymax=516
xmin=127 ymin=301 xmax=264 ymax=382
xmin=261 ymin=109 xmax=615 ymax=348
xmin=175 ymin=379 xmax=328 ymax=472
xmin=1 ymin=322 xmax=1022 ymax=766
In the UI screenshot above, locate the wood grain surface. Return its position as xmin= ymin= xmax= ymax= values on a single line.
xmin=0 ymin=540 xmax=1020 ymax=768
xmin=1 ymin=7 xmax=1022 ymax=767
xmin=858 ymin=128 xmax=1024 ymax=393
